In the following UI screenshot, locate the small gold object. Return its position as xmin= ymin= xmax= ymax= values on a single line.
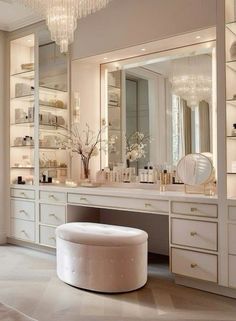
xmin=190 ymin=263 xmax=198 ymax=268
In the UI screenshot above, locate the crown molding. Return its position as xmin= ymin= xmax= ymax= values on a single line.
xmin=5 ymin=16 xmax=43 ymax=32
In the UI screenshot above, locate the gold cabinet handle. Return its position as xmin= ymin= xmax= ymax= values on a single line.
xmin=19 ymin=209 xmax=27 ymax=215
xmin=20 ymin=230 xmax=28 ymax=237
xmin=80 ymin=197 xmax=87 ymax=201
xmin=20 ymin=192 xmax=26 ymax=197
xmin=190 ymin=231 xmax=198 ymax=236
xmin=49 ymin=194 xmax=56 ymax=200
xmin=190 ymin=207 xmax=198 ymax=212
xmin=190 ymin=263 xmax=198 ymax=268
xmin=145 ymin=203 xmax=152 ymax=208
xmin=49 ymin=236 xmax=56 ymax=241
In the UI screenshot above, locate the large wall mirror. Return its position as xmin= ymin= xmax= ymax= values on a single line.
xmin=102 ymin=41 xmax=216 ymax=173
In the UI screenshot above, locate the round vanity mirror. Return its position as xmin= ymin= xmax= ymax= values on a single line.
xmin=176 ymin=153 xmax=213 ymax=186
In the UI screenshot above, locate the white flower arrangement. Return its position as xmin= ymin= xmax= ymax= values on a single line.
xmin=58 ymin=123 xmax=106 ymax=179
xmin=126 ymin=132 xmax=150 ymax=167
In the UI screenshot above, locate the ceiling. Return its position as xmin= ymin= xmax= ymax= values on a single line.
xmin=0 ymin=0 xmax=42 ymax=31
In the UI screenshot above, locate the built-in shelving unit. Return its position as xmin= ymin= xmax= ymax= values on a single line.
xmin=9 ymin=32 xmax=70 ymax=186
xmin=107 ymin=70 xmax=122 ymax=168
xmin=10 ymin=34 xmax=35 ymax=186
xmin=225 ymin=0 xmax=236 ymax=198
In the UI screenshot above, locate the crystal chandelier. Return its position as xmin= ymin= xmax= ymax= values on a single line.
xmin=171 ymin=55 xmax=212 ymax=108
xmin=18 ymin=0 xmax=111 ymax=53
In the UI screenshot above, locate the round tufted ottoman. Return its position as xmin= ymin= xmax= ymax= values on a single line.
xmin=56 ymin=222 xmax=148 ymax=293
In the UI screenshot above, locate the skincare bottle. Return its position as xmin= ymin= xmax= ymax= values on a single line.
xmin=148 ymin=166 xmax=154 ymax=184
xmin=232 ymin=124 xmax=236 ymax=136
xmin=143 ymin=166 xmax=148 ymax=183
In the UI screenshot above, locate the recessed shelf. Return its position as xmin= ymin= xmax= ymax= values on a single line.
xmin=226 ymin=21 xmax=236 ymax=35
xmin=39 ymin=86 xmax=67 ymax=94
xmin=39 ymin=147 xmax=66 ymax=150
xmin=11 ymin=70 xmax=34 ymax=80
xmin=226 ymin=99 xmax=236 ymax=106
xmin=39 ymin=104 xmax=67 ymax=111
xmin=227 ymin=172 xmax=236 ymax=174
xmin=11 ymin=145 xmax=34 ymax=148
xmin=227 ymin=136 xmax=236 ymax=139
xmin=40 ymin=167 xmax=68 ymax=169
xmin=11 ymin=122 xmax=34 ymax=127
xmin=108 ymin=105 xmax=121 ymax=108
xmin=11 ymin=166 xmax=34 ymax=169
xmin=11 ymin=95 xmax=34 ymax=102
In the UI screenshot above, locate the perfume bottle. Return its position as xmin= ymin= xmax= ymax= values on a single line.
xmin=232 ymin=123 xmax=236 ymax=136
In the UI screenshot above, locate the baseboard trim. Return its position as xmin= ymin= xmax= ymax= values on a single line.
xmin=175 ymin=275 xmax=236 ymax=299
xmin=7 ymin=237 xmax=56 ymax=255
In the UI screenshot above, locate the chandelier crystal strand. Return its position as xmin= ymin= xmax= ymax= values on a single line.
xmin=17 ymin=0 xmax=111 ymax=53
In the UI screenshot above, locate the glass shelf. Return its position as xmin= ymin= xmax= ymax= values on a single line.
xmin=39 ymin=86 xmax=67 ymax=94
xmin=11 ymin=94 xmax=34 ymax=102
xmin=39 ymin=147 xmax=66 ymax=150
xmin=11 ymin=122 xmax=34 ymax=127
xmin=11 ymin=166 xmax=34 ymax=169
xmin=11 ymin=145 xmax=34 ymax=148
xmin=40 ymin=166 xmax=68 ymax=169
xmin=11 ymin=70 xmax=34 ymax=80
xmin=39 ymin=123 xmax=67 ymax=131
xmin=39 ymin=104 xmax=67 ymax=111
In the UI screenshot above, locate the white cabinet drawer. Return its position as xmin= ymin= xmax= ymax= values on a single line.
xmin=229 ymin=224 xmax=236 ymax=255
xmin=40 ymin=204 xmax=66 ymax=226
xmin=171 ymin=201 xmax=217 ymax=218
xmin=68 ymin=193 xmax=169 ymax=213
xmin=171 ymin=218 xmax=217 ymax=251
xmin=11 ymin=199 xmax=35 ymax=221
xmin=40 ymin=191 xmax=67 ymax=203
xmin=10 ymin=218 xmax=35 ymax=242
xmin=39 ymin=225 xmax=56 ymax=247
xmin=11 ymin=188 xmax=35 ymax=200
xmin=229 ymin=206 xmax=236 ymax=220
xmin=171 ymin=248 xmax=217 ymax=283
xmin=229 ymin=255 xmax=236 ymax=288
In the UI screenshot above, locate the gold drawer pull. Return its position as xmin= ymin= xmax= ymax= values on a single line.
xmin=20 ymin=192 xmax=26 ymax=197
xmin=80 ymin=197 xmax=87 ymax=201
xmin=190 ymin=207 xmax=198 ymax=212
xmin=49 ymin=194 xmax=56 ymax=200
xmin=190 ymin=263 xmax=198 ymax=269
xmin=190 ymin=231 xmax=198 ymax=236
xmin=49 ymin=213 xmax=56 ymax=217
xmin=145 ymin=203 xmax=152 ymax=208
xmin=21 ymin=230 xmax=28 ymax=237
xmin=49 ymin=236 xmax=56 ymax=241
xmin=19 ymin=209 xmax=27 ymax=215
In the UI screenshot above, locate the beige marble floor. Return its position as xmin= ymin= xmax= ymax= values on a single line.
xmin=0 ymin=245 xmax=236 ymax=321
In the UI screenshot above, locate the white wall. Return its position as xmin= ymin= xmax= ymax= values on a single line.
xmin=0 ymin=31 xmax=6 ymax=243
xmin=72 ymin=0 xmax=216 ymax=59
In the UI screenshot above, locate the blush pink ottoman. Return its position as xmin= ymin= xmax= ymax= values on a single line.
xmin=56 ymin=222 xmax=148 ymax=293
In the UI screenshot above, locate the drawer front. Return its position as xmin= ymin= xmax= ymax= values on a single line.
xmin=11 ymin=188 xmax=35 ymax=200
xmin=229 ymin=224 xmax=236 ymax=255
xmin=10 ymin=218 xmax=35 ymax=242
xmin=40 ymin=204 xmax=66 ymax=226
xmin=171 ymin=218 xmax=217 ymax=251
xmin=229 ymin=255 xmax=236 ymax=288
xmin=229 ymin=206 xmax=236 ymax=221
xmin=171 ymin=248 xmax=217 ymax=283
xmin=171 ymin=201 xmax=217 ymax=218
xmin=40 ymin=191 xmax=67 ymax=204
xmin=11 ymin=199 xmax=35 ymax=221
xmin=68 ymin=193 xmax=169 ymax=213
xmin=39 ymin=225 xmax=56 ymax=247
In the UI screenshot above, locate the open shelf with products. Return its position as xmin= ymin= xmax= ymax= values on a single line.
xmin=10 ymin=34 xmax=35 ymax=186
xmin=225 ymin=0 xmax=236 ymax=198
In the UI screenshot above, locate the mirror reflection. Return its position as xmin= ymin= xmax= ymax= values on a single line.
xmin=106 ymin=45 xmax=215 ymax=174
